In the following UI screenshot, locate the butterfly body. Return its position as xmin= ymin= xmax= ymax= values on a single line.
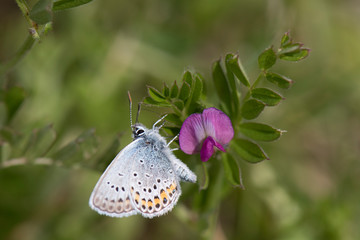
xmin=89 ymin=123 xmax=196 ymax=218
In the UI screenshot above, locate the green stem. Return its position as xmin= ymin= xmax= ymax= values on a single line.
xmin=244 ymin=72 xmax=263 ymax=100
xmin=238 ymin=72 xmax=264 ymax=123
xmin=0 ymin=157 xmax=55 ymax=169
xmin=0 ymin=35 xmax=37 ymax=77
xmin=0 ymin=0 xmax=40 ymax=77
xmin=15 ymin=0 xmax=35 ymax=29
xmin=251 ymin=71 xmax=264 ymax=90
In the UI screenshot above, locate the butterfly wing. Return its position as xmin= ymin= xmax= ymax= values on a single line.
xmin=127 ymin=143 xmax=182 ymax=218
xmin=89 ymin=140 xmax=142 ymax=218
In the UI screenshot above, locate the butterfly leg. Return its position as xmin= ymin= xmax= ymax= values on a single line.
xmin=167 ymin=134 xmax=179 ymax=147
xmin=153 ymin=114 xmax=168 ymax=130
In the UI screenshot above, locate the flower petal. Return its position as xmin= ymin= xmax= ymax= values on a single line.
xmin=200 ymin=136 xmax=216 ymax=161
xmin=202 ymin=108 xmax=234 ymax=145
xmin=200 ymin=136 xmax=227 ymax=162
xmin=179 ymin=113 xmax=206 ymax=154
xmin=213 ymin=139 xmax=226 ymax=152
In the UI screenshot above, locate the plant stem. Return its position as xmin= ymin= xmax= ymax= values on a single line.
xmin=242 ymin=72 xmax=263 ymax=103
xmin=15 ymin=0 xmax=35 ymax=29
xmin=237 ymin=72 xmax=264 ymax=123
xmin=0 ymin=0 xmax=40 ymax=77
xmin=251 ymin=71 xmax=264 ymax=90
xmin=0 ymin=157 xmax=56 ymax=168
xmin=0 ymin=35 xmax=37 ymax=76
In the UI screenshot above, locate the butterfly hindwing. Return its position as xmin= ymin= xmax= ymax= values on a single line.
xmin=128 ymin=141 xmax=181 ymax=218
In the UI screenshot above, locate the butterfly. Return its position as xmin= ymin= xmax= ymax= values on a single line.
xmin=89 ymin=96 xmax=196 ymax=218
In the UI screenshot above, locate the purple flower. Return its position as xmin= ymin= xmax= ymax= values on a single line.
xmin=179 ymin=108 xmax=234 ymax=162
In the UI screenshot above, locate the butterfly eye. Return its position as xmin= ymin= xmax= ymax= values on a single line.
xmin=136 ymin=128 xmax=145 ymax=136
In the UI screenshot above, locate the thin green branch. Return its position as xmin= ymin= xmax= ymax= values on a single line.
xmin=0 ymin=157 xmax=57 ymax=168
xmin=241 ymin=72 xmax=264 ymax=105
xmin=0 ymin=0 xmax=43 ymax=77
xmin=237 ymin=72 xmax=264 ymax=123
xmin=0 ymin=35 xmax=37 ymax=76
xmin=15 ymin=0 xmax=38 ymax=31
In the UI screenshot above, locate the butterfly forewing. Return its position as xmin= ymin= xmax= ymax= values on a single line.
xmin=89 ymin=140 xmax=141 ymax=218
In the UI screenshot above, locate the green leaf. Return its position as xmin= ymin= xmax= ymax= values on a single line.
xmin=163 ymin=83 xmax=170 ymax=97
xmin=280 ymin=32 xmax=291 ymax=47
xmin=143 ymin=96 xmax=159 ymax=105
xmin=265 ymin=72 xmax=293 ymax=89
xmin=143 ymin=97 xmax=170 ymax=107
xmin=212 ymin=60 xmax=232 ymax=113
xmin=178 ymin=82 xmax=191 ymax=102
xmin=92 ymin=136 xmax=120 ymax=172
xmin=185 ymin=73 xmax=203 ymax=114
xmin=29 ymin=0 xmax=53 ymax=24
xmin=224 ymin=54 xmax=240 ymax=119
xmin=222 ymin=153 xmax=244 ymax=188
xmin=279 ymin=48 xmax=310 ymax=61
xmin=251 ymin=88 xmax=284 ymax=106
xmin=170 ymin=81 xmax=179 ymax=98
xmin=232 ymin=139 xmax=269 ymax=163
xmin=22 ymin=124 xmax=57 ymax=159
xmin=52 ymin=129 xmax=97 ymax=166
xmin=53 ymin=0 xmax=93 ymax=11
xmin=148 ymin=86 xmax=166 ymax=103
xmin=172 ymin=99 xmax=184 ymax=111
xmin=52 ymin=141 xmax=79 ymax=165
xmin=239 ymin=122 xmax=283 ymax=141
xmin=3 ymin=87 xmax=26 ymax=124
xmin=278 ymin=43 xmax=302 ymax=55
xmin=0 ymin=128 xmax=16 ymax=145
xmin=241 ymin=99 xmax=265 ymax=120
xmin=278 ymin=32 xmax=310 ymax=61
xmin=162 ymin=126 xmax=180 ymax=136
xmin=225 ymin=54 xmax=250 ymax=87
xmin=191 ymin=74 xmax=203 ymax=104
xmin=165 ymin=113 xmax=183 ymax=126
xmin=182 ymin=71 xmax=193 ymax=87
xmin=0 ymin=102 xmax=7 ymax=128
xmin=258 ymin=47 xmax=277 ymax=70
xmin=0 ymin=142 xmax=12 ymax=165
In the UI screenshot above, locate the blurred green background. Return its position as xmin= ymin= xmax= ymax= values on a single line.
xmin=1 ymin=0 xmax=360 ymax=239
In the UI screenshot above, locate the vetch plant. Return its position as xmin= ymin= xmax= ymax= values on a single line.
xmin=132 ymin=33 xmax=309 ymax=234
xmin=143 ymin=32 xmax=309 ymax=189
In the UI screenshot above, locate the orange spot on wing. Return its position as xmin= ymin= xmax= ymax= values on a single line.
xmin=170 ymin=183 xmax=176 ymax=193
xmin=160 ymin=189 xmax=168 ymax=205
xmin=141 ymin=198 xmax=147 ymax=211
xmin=154 ymin=196 xmax=161 ymax=208
xmin=147 ymin=199 xmax=153 ymax=211
xmin=134 ymin=192 xmax=140 ymax=205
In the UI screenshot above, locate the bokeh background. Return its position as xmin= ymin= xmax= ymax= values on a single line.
xmin=1 ymin=0 xmax=360 ymax=239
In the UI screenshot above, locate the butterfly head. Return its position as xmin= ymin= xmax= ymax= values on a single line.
xmin=132 ymin=124 xmax=148 ymax=139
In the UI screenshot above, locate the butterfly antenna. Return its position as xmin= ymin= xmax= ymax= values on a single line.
xmin=136 ymin=103 xmax=141 ymax=124
xmin=128 ymin=91 xmax=133 ymax=127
